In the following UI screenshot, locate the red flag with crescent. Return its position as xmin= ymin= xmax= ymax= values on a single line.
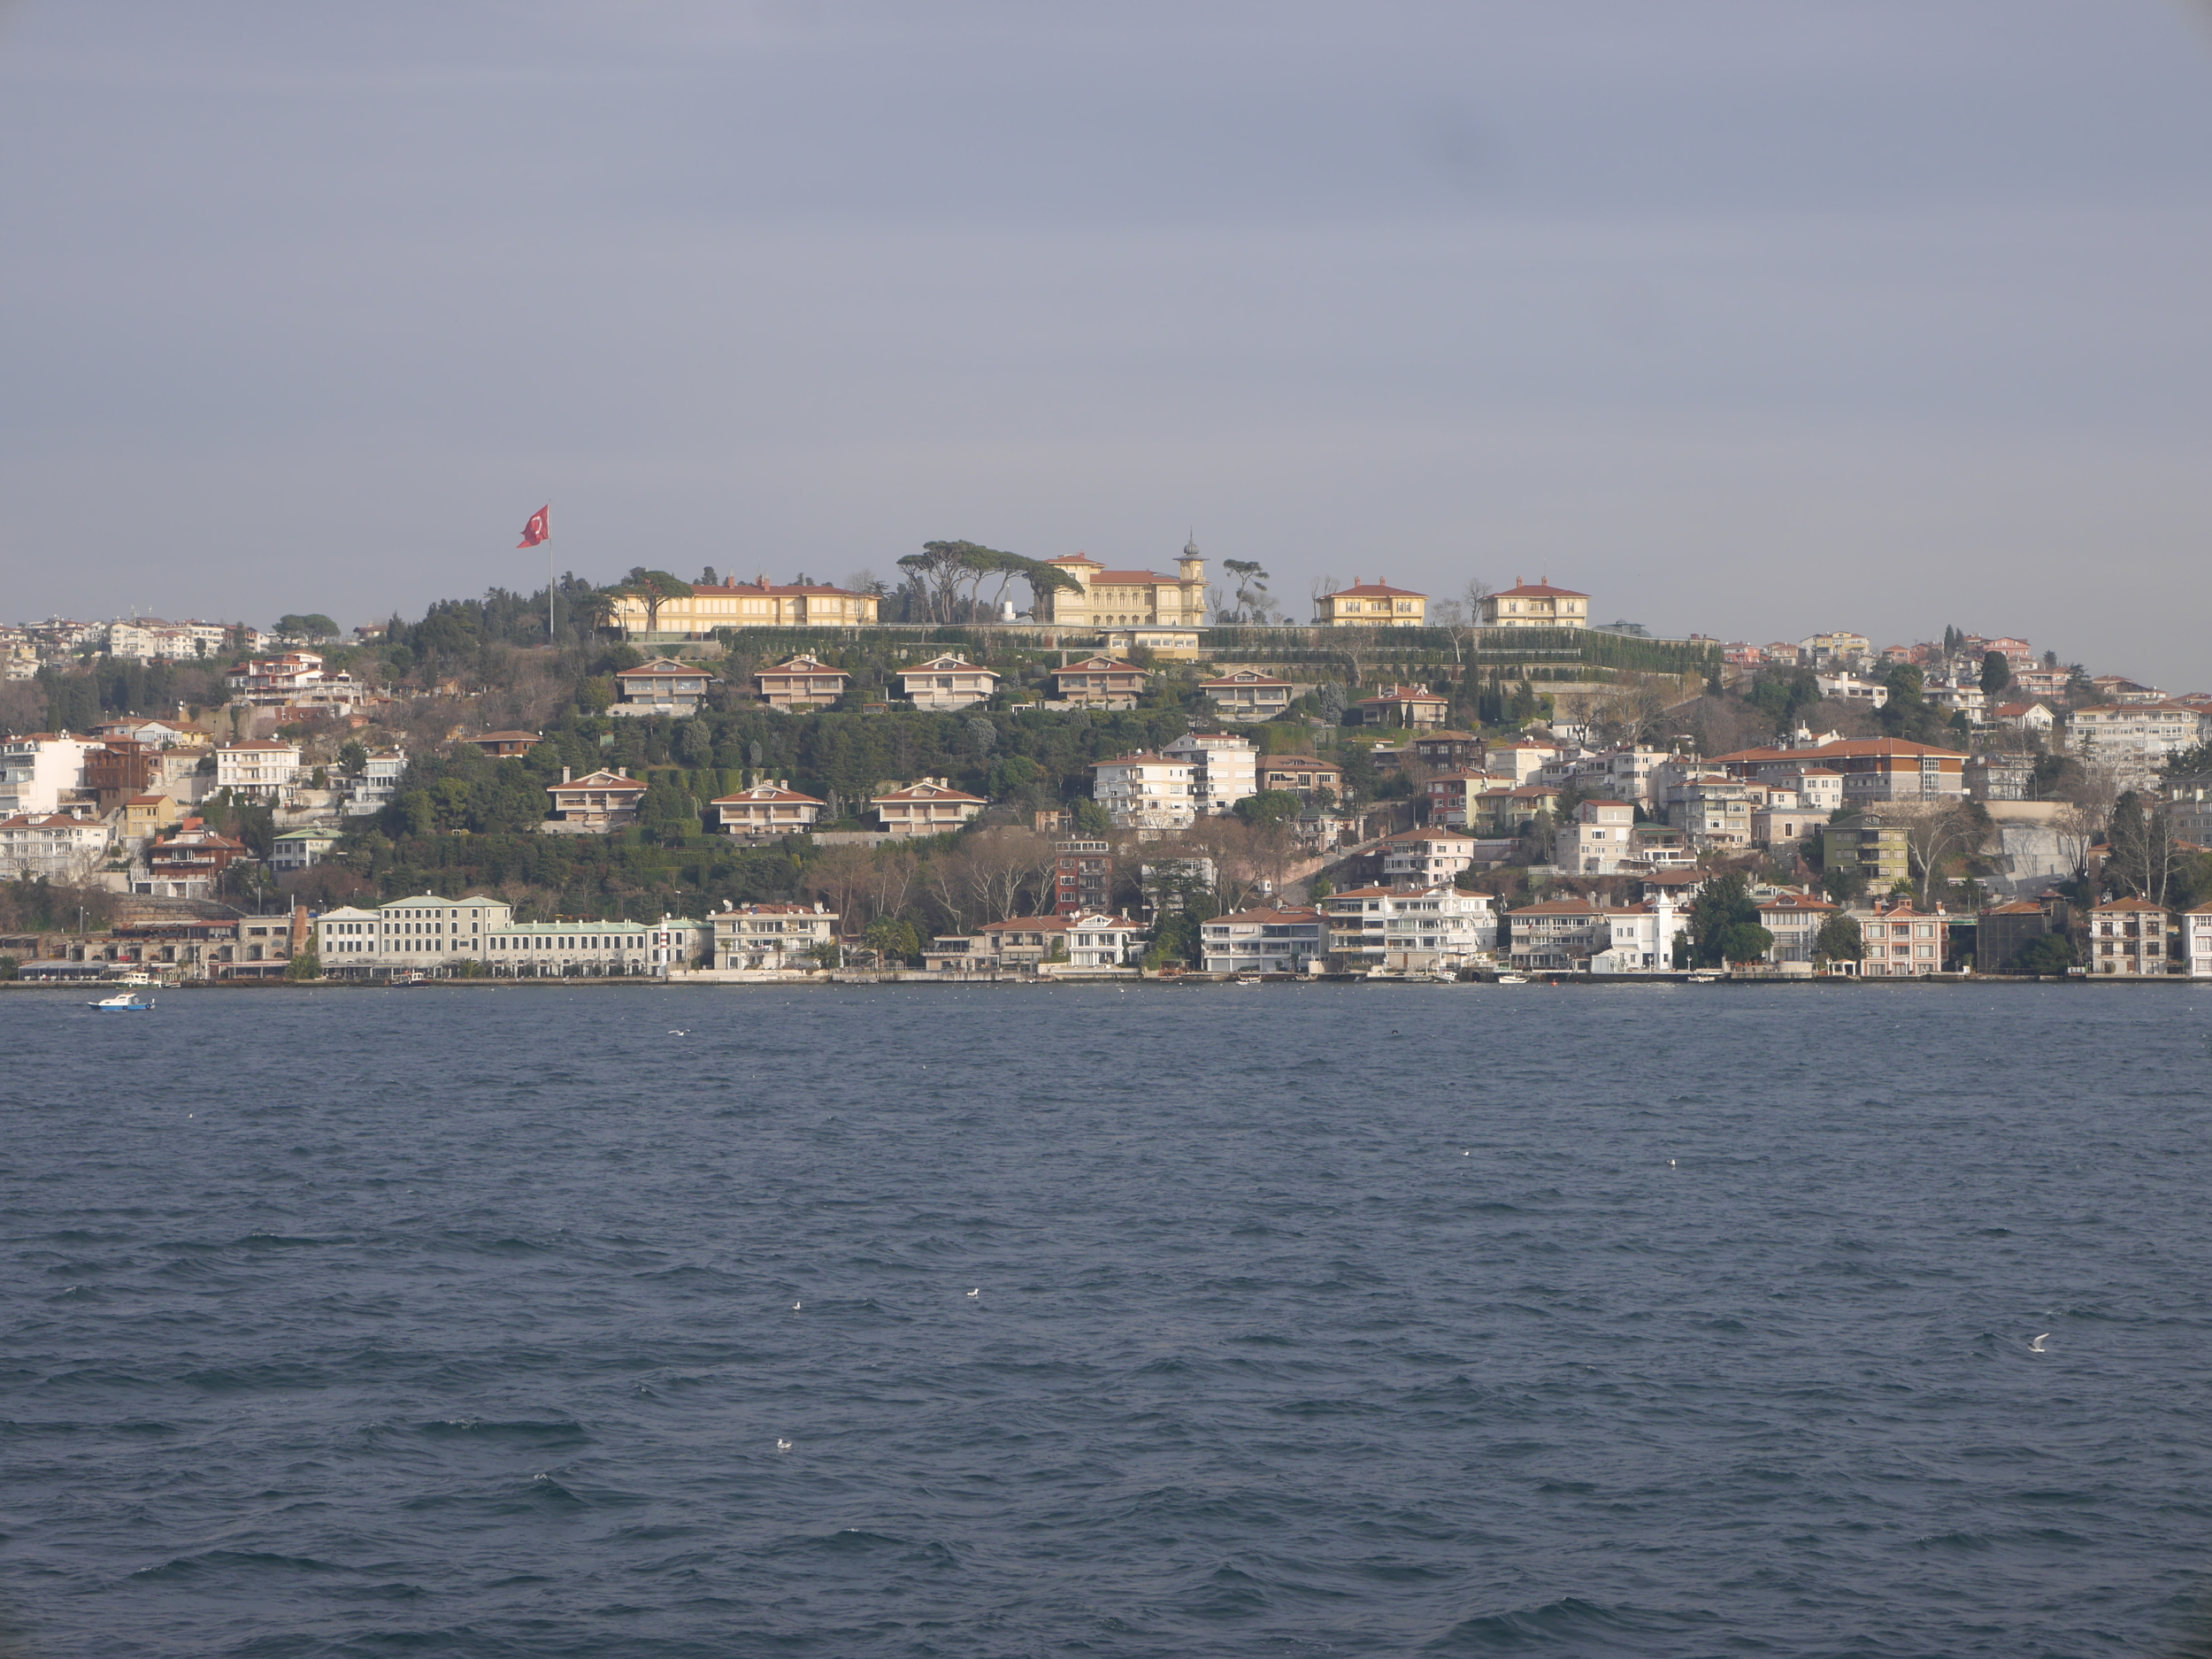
xmin=517 ymin=506 xmax=550 ymax=548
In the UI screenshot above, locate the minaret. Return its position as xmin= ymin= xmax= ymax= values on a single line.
xmin=1179 ymin=534 xmax=1205 ymax=624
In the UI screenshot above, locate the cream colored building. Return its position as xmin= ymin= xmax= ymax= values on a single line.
xmin=709 ymin=780 xmax=826 ymax=838
xmin=896 ymin=654 xmax=1000 ymax=711
xmin=1198 ymin=670 xmax=1295 ymax=722
xmin=756 ymin=655 xmax=850 ymax=712
xmin=610 ymin=575 xmax=879 ymax=638
xmin=1480 ymin=579 xmax=1587 ymax=629
xmin=1031 ymin=543 xmax=1207 ymax=628
xmin=1089 ymin=752 xmax=1196 ymax=829
xmin=870 ymin=779 xmax=987 ymax=836
xmin=1317 ymin=580 xmax=1425 ymax=626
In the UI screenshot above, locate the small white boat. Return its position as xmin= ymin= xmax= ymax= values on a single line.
xmin=1232 ymin=972 xmax=1262 ymax=986
xmin=110 ymin=971 xmax=156 ymax=987
xmin=88 ymin=992 xmax=156 ymax=1011
xmin=1686 ymin=971 xmax=1722 ymax=984
xmin=1494 ymin=972 xmax=1529 ymax=985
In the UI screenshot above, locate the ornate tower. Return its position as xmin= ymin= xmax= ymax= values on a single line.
xmin=1178 ymin=536 xmax=1206 ymax=625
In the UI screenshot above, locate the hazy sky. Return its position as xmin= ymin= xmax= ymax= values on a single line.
xmin=4 ymin=2 xmax=2209 ymax=686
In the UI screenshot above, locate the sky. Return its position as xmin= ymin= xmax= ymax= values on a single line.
xmin=3 ymin=1 xmax=2209 ymax=687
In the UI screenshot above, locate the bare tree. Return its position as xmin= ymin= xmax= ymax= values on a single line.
xmin=807 ymin=844 xmax=877 ymax=934
xmin=1309 ymin=573 xmax=1341 ymax=623
xmin=1886 ymin=801 xmax=1979 ymax=908
xmin=2052 ymin=801 xmax=2103 ymax=882
xmin=869 ymin=843 xmax=918 ymax=925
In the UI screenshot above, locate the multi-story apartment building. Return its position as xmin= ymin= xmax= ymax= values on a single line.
xmin=896 ymin=654 xmax=1000 ymax=711
xmin=1798 ymin=631 xmax=1872 ymax=666
xmin=0 ymin=733 xmax=97 ymax=817
xmin=2086 ymin=897 xmax=2172 ymax=976
xmin=316 ymin=894 xmax=706 ymax=977
xmin=1197 ymin=670 xmax=1295 ymax=723
xmin=1325 ymin=886 xmax=1496 ymax=973
xmin=1256 ymin=755 xmax=1345 ymax=801
xmin=870 ymin=779 xmax=987 ymax=837
xmin=2069 ymin=703 xmax=2208 ymax=787
xmin=1503 ymin=897 xmax=1609 ymax=971
xmin=1029 ymin=544 xmax=1208 ymax=629
xmin=1317 ymin=580 xmax=1427 ymax=626
xmin=1380 ymin=827 xmax=1483 ymax=887
xmin=1163 ymin=731 xmax=1257 ymax=815
xmin=1709 ymin=738 xmax=1966 ymax=803
xmin=1669 ymin=777 xmax=1756 ymax=849
xmin=1052 ymin=839 xmax=1114 ymax=916
xmin=1199 ymin=906 xmax=1326 ymax=974
xmin=709 ymin=780 xmax=826 ymax=839
xmin=755 ymin=655 xmax=849 ymax=712
xmin=342 ymin=750 xmax=407 ymax=818
xmin=1554 ymin=798 xmax=1639 ymax=874
xmin=1824 ymin=817 xmax=1911 ymax=893
xmin=611 ymin=658 xmax=716 ymax=717
xmin=1090 ymin=752 xmax=1196 ymax=829
xmin=610 ymin=574 xmax=879 ymax=638
xmin=1484 ymin=737 xmax=1559 ymax=784
xmin=2166 ymin=773 xmax=2212 ymax=847
xmin=0 ymin=812 xmax=111 ymax=882
xmin=1480 ymin=579 xmax=1587 ymax=629
xmin=213 ymin=740 xmax=301 ymax=802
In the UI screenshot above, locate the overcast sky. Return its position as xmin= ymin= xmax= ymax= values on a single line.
xmin=4 ymin=1 xmax=2209 ymax=685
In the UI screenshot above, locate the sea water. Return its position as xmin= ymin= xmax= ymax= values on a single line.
xmin=4 ymin=982 xmax=2210 ymax=1657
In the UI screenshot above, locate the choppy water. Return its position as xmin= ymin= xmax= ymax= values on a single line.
xmin=4 ymin=982 xmax=2212 ymax=1657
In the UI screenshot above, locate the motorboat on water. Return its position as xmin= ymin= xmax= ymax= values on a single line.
xmin=88 ymin=991 xmax=156 ymax=1011
xmin=1686 ymin=971 xmax=1723 ymax=984
xmin=1494 ymin=972 xmax=1529 ymax=985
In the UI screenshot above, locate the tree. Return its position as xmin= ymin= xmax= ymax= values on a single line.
xmin=1812 ymin=911 xmax=1863 ymax=967
xmin=1222 ymin=559 xmax=1273 ymax=624
xmin=337 ymin=740 xmax=370 ymax=776
xmin=2012 ymin=933 xmax=2076 ymax=975
xmin=1686 ymin=871 xmax=1772 ymax=966
xmin=675 ymin=719 xmax=713 ymax=766
xmin=283 ymin=951 xmax=321 ymax=980
xmin=1235 ymin=789 xmax=1303 ymax=829
xmin=275 ymin=613 xmax=339 ymax=640
xmin=1887 ymin=801 xmax=1978 ymax=908
xmin=1979 ymin=650 xmax=2012 ymax=697
xmin=612 ymin=569 xmax=694 ymax=634
xmin=2106 ymin=792 xmax=2178 ymax=906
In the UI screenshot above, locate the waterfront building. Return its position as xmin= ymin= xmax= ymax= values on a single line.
xmin=712 ymin=902 xmax=836 ymax=971
xmin=2087 ymin=897 xmax=2173 ymax=976
xmin=1325 ymin=885 xmax=1496 ymax=974
xmin=1850 ymin=901 xmax=1947 ymax=976
xmin=2185 ymin=903 xmax=2212 ymax=979
xmin=1200 ymin=906 xmax=1326 ymax=974
xmin=1053 ymin=839 xmax=1114 ymax=917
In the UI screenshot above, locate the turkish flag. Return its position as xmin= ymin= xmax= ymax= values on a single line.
xmin=517 ymin=505 xmax=550 ymax=548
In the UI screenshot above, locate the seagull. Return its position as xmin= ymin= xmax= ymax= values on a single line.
xmin=1669 ymin=1158 xmax=1677 ymax=1167
xmin=668 ymin=1029 xmax=687 ymax=1036
xmin=2029 ymin=1333 xmax=2050 ymax=1353
xmin=966 ymin=1287 xmax=980 ymax=1298
xmin=775 ymin=1439 xmax=793 ymax=1453
xmin=792 ymin=1301 xmax=802 ymax=1311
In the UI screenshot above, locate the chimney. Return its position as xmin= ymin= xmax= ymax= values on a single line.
xmin=618 ymin=766 xmax=628 ymax=778
xmin=561 ymin=765 xmax=572 ymax=784
xmin=290 ymin=902 xmax=310 ymax=956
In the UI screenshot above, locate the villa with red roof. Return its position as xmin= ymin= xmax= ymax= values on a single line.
xmin=1317 ymin=580 xmax=1426 ymax=626
xmin=1481 ymin=578 xmax=1588 ymax=629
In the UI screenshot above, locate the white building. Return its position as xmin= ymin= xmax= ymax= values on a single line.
xmin=313 ymin=893 xmax=679 ymax=977
xmin=1090 ymin=751 xmax=1196 ymax=829
xmin=712 ymin=902 xmax=837 ymax=970
xmin=1381 ymin=827 xmax=1484 ymax=887
xmin=0 ymin=812 xmax=112 ymax=882
xmin=1199 ymin=906 xmax=1326 ymax=974
xmin=0 ymin=733 xmax=97 ymax=817
xmin=1163 ymin=731 xmax=1258 ymax=816
xmin=270 ymin=828 xmax=342 ymax=873
xmin=1587 ymin=895 xmax=1682 ymax=974
xmin=214 ymin=740 xmax=302 ymax=802
xmin=1814 ymin=672 xmax=1890 ymax=709
xmin=343 ymin=750 xmax=407 ymax=817
xmin=2185 ymin=903 xmax=2212 ymax=980
xmin=2070 ymin=703 xmax=2208 ymax=789
xmin=1325 ymin=885 xmax=1497 ymax=973
xmin=895 ymin=654 xmax=1000 ymax=711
